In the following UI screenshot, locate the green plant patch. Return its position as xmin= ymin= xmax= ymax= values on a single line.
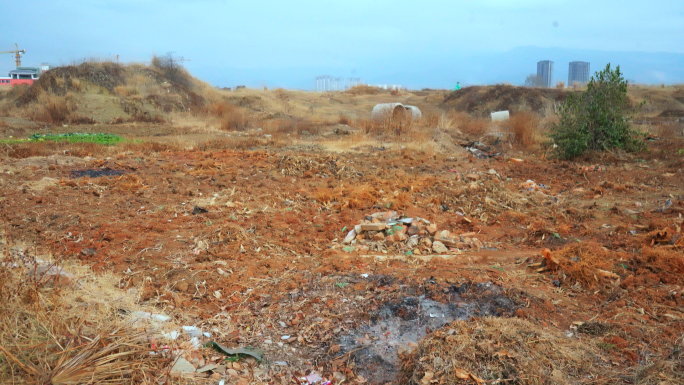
xmin=26 ymin=133 xmax=123 ymax=144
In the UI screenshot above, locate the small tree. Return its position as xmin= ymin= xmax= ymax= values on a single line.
xmin=551 ymin=64 xmax=643 ymax=159
xmin=524 ymin=74 xmax=544 ymax=88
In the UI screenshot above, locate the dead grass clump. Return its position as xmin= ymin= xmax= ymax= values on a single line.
xmin=115 ymin=174 xmax=145 ymax=191
xmin=129 ymin=113 xmax=165 ymax=124
xmin=338 ymin=114 xmax=352 ymax=125
xmin=314 ymin=188 xmax=336 ymax=204
xmin=2 ymin=141 xmax=109 ymax=159
xmin=626 ymin=246 xmax=684 ymax=284
xmin=458 ymin=115 xmax=489 ymax=137
xmin=655 ymin=124 xmax=681 ymax=139
xmin=0 ymin=240 xmax=169 ymax=383
xmin=346 ymin=186 xmax=378 ymax=210
xmin=400 ymin=317 xmax=613 ymax=384
xmin=390 ymin=191 xmax=412 ymax=210
xmin=505 ymin=111 xmax=539 ymax=148
xmin=205 ymin=102 xmax=250 ymax=131
xmin=270 ymin=118 xmax=326 ymax=135
xmin=344 ymin=85 xmax=381 ymax=95
xmin=114 ymin=85 xmax=138 ymax=97
xmin=551 ymin=243 xmax=617 ymax=289
xmin=498 ymin=210 xmax=529 ymax=224
xmin=120 ymin=141 xmax=179 ymax=154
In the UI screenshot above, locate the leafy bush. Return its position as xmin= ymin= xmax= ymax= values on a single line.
xmin=551 ymin=64 xmax=644 ymax=159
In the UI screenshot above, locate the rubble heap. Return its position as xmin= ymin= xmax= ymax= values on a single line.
xmin=340 ymin=211 xmax=484 ymax=255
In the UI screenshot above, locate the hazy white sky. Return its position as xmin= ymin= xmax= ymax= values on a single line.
xmin=1 ymin=0 xmax=682 ymax=87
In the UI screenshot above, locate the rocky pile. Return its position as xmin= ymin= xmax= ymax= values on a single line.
xmin=340 ymin=211 xmax=484 ymax=255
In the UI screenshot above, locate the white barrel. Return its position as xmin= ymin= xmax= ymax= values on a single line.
xmin=490 ymin=110 xmax=510 ymax=121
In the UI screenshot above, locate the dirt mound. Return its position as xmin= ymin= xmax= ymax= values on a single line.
xmin=10 ymin=62 xmax=212 ymax=123
xmin=443 ymin=85 xmax=571 ymax=117
xmin=344 ymin=85 xmax=384 ymax=95
xmin=16 ymin=62 xmax=127 ymax=106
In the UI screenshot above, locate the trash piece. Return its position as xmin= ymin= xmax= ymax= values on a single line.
xmin=131 ymin=311 xmax=171 ymax=323
xmin=360 ymin=273 xmax=369 ymax=278
xmin=274 ymin=361 xmax=287 ymax=366
xmin=306 ymin=372 xmax=323 ymax=383
xmin=182 ymin=326 xmax=203 ymax=338
xmin=204 ymin=341 xmax=264 ymax=361
xmin=281 ymin=335 xmax=291 ymax=340
xmin=162 ymin=330 xmax=180 ymax=340
xmin=197 ymin=364 xmax=218 ymax=373
xmin=192 ymin=206 xmax=208 ymax=215
xmin=170 ymin=357 xmax=196 ymax=374
xmin=490 ymin=110 xmax=510 ymax=121
xmin=342 ymin=229 xmax=357 ymax=244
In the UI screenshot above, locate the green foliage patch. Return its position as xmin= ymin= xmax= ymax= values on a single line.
xmin=551 ymin=64 xmax=644 ymax=159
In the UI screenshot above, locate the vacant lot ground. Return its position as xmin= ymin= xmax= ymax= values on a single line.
xmin=1 ymin=64 xmax=683 ymax=384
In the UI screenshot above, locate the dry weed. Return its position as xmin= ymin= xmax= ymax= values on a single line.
xmin=400 ymin=317 xmax=653 ymax=384
xmin=0 ymin=235 xmax=169 ymax=383
xmin=505 ymin=111 xmax=539 ymax=148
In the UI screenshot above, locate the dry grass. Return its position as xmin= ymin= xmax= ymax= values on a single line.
xmin=0 ymin=233 xmax=171 ymax=383
xmin=401 ymin=317 xmax=684 ymax=384
xmin=114 ymin=86 xmax=139 ymax=97
xmin=1 ymin=141 xmax=110 ymax=159
xmin=505 ymin=111 xmax=539 ymax=148
xmin=457 ymin=113 xmax=490 ymax=137
xmin=338 ymin=114 xmax=352 ymax=125
xmin=203 ymin=101 xmax=250 ymax=131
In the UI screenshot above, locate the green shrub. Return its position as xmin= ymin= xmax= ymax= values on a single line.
xmin=551 ymin=64 xmax=644 ymax=159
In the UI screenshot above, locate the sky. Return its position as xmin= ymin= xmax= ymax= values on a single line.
xmin=1 ymin=0 xmax=682 ymax=89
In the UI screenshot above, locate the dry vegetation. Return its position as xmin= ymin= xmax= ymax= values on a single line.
xmin=1 ymin=65 xmax=684 ymax=384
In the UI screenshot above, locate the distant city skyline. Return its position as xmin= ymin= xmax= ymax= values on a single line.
xmin=1 ymin=0 xmax=682 ymax=89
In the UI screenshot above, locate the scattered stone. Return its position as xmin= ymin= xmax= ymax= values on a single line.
xmin=432 ymin=241 xmax=448 ymax=254
xmin=80 ymin=247 xmax=97 ymax=256
xmin=28 ymin=265 xmax=73 ymax=287
xmin=466 ymin=173 xmax=479 ymax=181
xmin=175 ymin=281 xmax=189 ymax=292
xmin=170 ymin=357 xmax=196 ymax=375
xmin=360 ymin=223 xmax=388 ymax=231
xmin=407 ymin=225 xmax=420 ymax=236
xmin=343 ymin=229 xmax=357 ymax=244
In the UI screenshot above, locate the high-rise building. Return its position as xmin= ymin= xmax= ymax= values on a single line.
xmin=568 ymin=61 xmax=590 ymax=86
xmin=537 ymin=60 xmax=554 ymax=88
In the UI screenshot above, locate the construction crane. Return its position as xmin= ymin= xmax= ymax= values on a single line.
xmin=0 ymin=44 xmax=26 ymax=68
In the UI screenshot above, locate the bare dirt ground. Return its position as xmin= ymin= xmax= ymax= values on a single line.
xmin=1 ymin=64 xmax=684 ymax=384
xmin=1 ymin=136 xmax=683 ymax=384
